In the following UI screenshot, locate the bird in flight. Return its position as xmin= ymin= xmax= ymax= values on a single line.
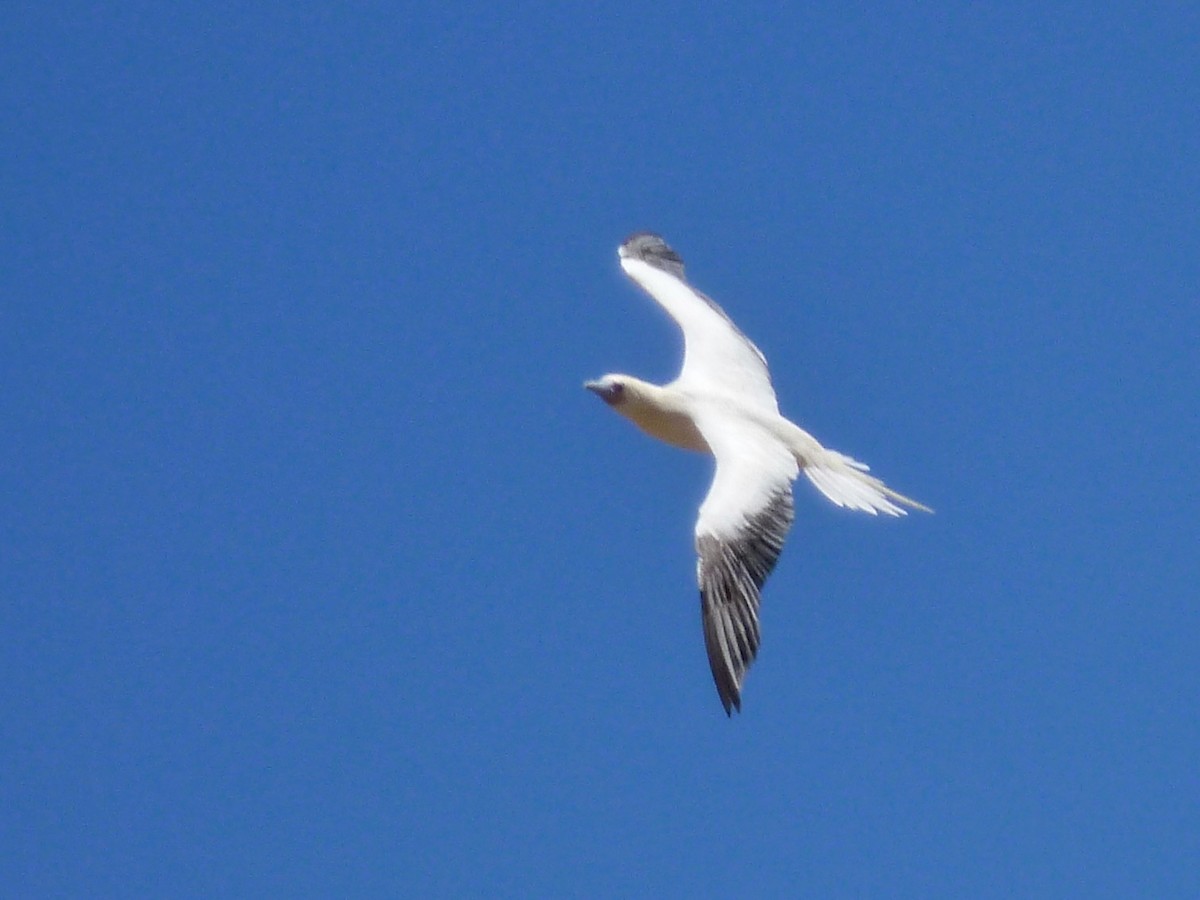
xmin=586 ymin=232 xmax=930 ymax=715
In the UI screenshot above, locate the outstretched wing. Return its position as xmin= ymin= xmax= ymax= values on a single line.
xmin=619 ymin=233 xmax=779 ymax=415
xmin=690 ymin=406 xmax=799 ymax=714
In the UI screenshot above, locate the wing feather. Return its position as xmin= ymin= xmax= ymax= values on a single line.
xmin=619 ymin=235 xmax=779 ymax=414
xmin=691 ymin=408 xmax=799 ymax=714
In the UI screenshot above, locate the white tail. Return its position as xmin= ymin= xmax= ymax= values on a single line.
xmin=777 ymin=419 xmax=932 ymax=516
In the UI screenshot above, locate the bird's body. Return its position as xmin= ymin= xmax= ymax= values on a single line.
xmin=604 ymin=379 xmax=711 ymax=452
xmin=587 ymin=233 xmax=929 ymax=715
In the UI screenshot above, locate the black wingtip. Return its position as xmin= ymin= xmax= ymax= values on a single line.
xmin=618 ymin=232 xmax=685 ymax=278
xmin=715 ymin=673 xmax=742 ymax=717
xmin=620 ymin=229 xmax=665 ymax=247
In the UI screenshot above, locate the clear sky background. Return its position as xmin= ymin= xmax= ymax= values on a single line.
xmin=4 ymin=4 xmax=1198 ymax=897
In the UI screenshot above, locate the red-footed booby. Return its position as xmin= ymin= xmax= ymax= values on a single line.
xmin=586 ymin=232 xmax=930 ymax=716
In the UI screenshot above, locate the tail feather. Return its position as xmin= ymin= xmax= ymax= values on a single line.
xmin=769 ymin=416 xmax=932 ymax=516
xmin=801 ymin=449 xmax=932 ymax=516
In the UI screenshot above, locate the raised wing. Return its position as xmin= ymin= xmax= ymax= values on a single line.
xmin=619 ymin=233 xmax=779 ymax=415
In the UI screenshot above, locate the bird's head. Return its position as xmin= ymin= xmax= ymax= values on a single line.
xmin=583 ymin=374 xmax=630 ymax=407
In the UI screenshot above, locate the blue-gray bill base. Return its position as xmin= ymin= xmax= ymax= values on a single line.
xmin=586 ymin=233 xmax=931 ymax=716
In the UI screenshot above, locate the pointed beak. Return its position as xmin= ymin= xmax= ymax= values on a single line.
xmin=585 ymin=380 xmax=624 ymax=406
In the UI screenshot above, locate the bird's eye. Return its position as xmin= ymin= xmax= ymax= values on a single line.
xmin=610 ymin=383 xmax=625 ymax=397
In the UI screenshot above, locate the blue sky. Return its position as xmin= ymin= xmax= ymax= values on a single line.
xmin=4 ymin=3 xmax=1199 ymax=896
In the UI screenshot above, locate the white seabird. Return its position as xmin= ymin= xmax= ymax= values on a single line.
xmin=586 ymin=232 xmax=930 ymax=716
